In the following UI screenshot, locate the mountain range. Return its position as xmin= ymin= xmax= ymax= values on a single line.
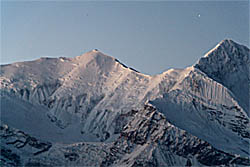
xmin=0 ymin=39 xmax=249 ymax=166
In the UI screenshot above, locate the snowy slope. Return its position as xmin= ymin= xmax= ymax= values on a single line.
xmin=151 ymin=67 xmax=249 ymax=157
xmin=1 ymin=50 xmax=156 ymax=142
xmin=101 ymin=105 xmax=249 ymax=167
xmin=151 ymin=39 xmax=250 ymax=157
xmin=195 ymin=39 xmax=250 ymax=115
xmin=1 ymin=39 xmax=249 ymax=166
xmin=0 ymin=95 xmax=94 ymax=143
xmin=0 ymin=123 xmax=112 ymax=166
xmin=1 ymin=106 xmax=249 ymax=166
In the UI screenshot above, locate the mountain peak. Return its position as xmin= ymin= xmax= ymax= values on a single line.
xmin=82 ymin=49 xmax=107 ymax=57
xmin=219 ymin=38 xmax=235 ymax=46
xmin=78 ymin=49 xmax=140 ymax=73
xmin=203 ymin=39 xmax=240 ymax=58
xmin=194 ymin=39 xmax=249 ymax=115
xmin=73 ymin=49 xmax=141 ymax=74
xmin=75 ymin=49 xmax=116 ymax=64
xmin=92 ymin=48 xmax=99 ymax=52
xmin=196 ymin=39 xmax=249 ymax=67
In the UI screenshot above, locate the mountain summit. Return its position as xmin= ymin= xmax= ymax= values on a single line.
xmin=195 ymin=39 xmax=250 ymax=115
xmin=1 ymin=39 xmax=250 ymax=166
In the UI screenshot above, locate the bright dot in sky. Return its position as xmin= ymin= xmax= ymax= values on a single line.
xmin=198 ymin=14 xmax=201 ymax=18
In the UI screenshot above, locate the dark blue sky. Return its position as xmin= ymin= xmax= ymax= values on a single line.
xmin=1 ymin=1 xmax=249 ymax=75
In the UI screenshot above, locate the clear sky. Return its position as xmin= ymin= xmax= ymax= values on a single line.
xmin=1 ymin=0 xmax=249 ymax=75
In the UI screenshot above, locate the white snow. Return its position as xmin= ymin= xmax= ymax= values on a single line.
xmin=0 ymin=39 xmax=249 ymax=163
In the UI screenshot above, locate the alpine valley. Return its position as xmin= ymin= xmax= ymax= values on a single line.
xmin=0 ymin=39 xmax=249 ymax=166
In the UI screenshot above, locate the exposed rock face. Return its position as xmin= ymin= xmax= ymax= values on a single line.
xmin=151 ymin=67 xmax=250 ymax=157
xmin=195 ymin=39 xmax=250 ymax=115
xmin=0 ymin=50 xmax=156 ymax=141
xmin=0 ymin=39 xmax=250 ymax=166
xmin=0 ymin=124 xmax=52 ymax=166
xmin=0 ymin=124 xmax=112 ymax=166
xmin=101 ymin=105 xmax=250 ymax=167
xmin=2 ymin=106 xmax=249 ymax=166
xmin=0 ymin=125 xmax=52 ymax=156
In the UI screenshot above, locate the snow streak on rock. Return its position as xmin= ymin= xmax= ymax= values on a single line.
xmin=0 ymin=39 xmax=249 ymax=166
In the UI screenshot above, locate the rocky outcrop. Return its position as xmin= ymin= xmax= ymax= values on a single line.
xmin=1 ymin=105 xmax=250 ymax=167
xmin=101 ymin=105 xmax=250 ymax=167
xmin=0 ymin=124 xmax=52 ymax=166
xmin=195 ymin=39 xmax=250 ymax=115
xmin=1 ymin=39 xmax=250 ymax=166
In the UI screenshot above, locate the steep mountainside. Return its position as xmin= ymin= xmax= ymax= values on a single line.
xmin=1 ymin=105 xmax=249 ymax=166
xmin=194 ymin=39 xmax=249 ymax=115
xmin=1 ymin=39 xmax=249 ymax=166
xmin=1 ymin=50 xmax=156 ymax=141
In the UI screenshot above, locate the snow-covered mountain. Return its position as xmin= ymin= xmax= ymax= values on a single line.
xmin=0 ymin=39 xmax=249 ymax=166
